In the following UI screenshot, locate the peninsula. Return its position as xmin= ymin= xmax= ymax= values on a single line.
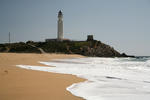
xmin=0 ymin=11 xmax=132 ymax=57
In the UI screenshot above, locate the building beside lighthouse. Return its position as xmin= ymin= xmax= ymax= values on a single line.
xmin=45 ymin=10 xmax=93 ymax=42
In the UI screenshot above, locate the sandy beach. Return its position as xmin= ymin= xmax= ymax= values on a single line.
xmin=0 ymin=53 xmax=85 ymax=100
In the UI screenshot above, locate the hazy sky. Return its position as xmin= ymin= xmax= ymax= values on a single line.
xmin=0 ymin=0 xmax=150 ymax=56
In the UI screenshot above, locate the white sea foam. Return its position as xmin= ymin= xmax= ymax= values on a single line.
xmin=17 ymin=57 xmax=150 ymax=100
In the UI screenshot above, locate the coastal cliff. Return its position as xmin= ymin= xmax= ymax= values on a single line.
xmin=0 ymin=40 xmax=128 ymax=57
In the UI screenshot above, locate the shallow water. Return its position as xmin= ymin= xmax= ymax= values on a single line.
xmin=17 ymin=57 xmax=150 ymax=100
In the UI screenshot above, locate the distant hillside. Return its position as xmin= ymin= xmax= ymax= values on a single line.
xmin=0 ymin=40 xmax=130 ymax=57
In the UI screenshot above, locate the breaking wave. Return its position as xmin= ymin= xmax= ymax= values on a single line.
xmin=17 ymin=57 xmax=150 ymax=100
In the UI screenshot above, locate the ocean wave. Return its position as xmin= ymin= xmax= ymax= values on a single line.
xmin=17 ymin=57 xmax=150 ymax=100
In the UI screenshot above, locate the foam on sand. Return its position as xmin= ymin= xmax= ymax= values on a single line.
xmin=17 ymin=57 xmax=150 ymax=100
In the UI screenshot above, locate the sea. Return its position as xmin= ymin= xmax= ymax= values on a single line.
xmin=17 ymin=56 xmax=150 ymax=100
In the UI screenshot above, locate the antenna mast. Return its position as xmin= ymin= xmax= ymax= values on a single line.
xmin=9 ymin=32 xmax=10 ymax=44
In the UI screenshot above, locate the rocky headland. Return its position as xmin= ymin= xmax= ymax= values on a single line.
xmin=0 ymin=40 xmax=133 ymax=57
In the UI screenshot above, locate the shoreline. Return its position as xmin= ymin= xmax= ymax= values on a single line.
xmin=0 ymin=53 xmax=85 ymax=100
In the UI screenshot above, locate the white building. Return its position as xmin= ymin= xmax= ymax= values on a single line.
xmin=45 ymin=10 xmax=93 ymax=42
xmin=46 ymin=10 xmax=66 ymax=42
xmin=57 ymin=10 xmax=63 ymax=41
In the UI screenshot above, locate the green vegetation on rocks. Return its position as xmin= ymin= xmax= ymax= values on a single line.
xmin=0 ymin=40 xmax=129 ymax=57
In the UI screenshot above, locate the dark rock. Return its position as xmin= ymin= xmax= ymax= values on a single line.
xmin=121 ymin=53 xmax=128 ymax=57
xmin=0 ymin=40 xmax=132 ymax=57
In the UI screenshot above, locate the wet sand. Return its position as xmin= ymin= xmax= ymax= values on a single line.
xmin=0 ymin=53 xmax=85 ymax=100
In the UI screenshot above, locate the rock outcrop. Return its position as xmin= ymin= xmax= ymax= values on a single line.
xmin=0 ymin=40 xmax=131 ymax=57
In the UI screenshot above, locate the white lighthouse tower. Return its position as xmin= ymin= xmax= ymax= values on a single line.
xmin=57 ymin=10 xmax=63 ymax=41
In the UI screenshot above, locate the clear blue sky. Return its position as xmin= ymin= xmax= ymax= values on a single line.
xmin=0 ymin=0 xmax=150 ymax=56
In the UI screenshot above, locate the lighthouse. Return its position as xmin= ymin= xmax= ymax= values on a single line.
xmin=57 ymin=10 xmax=63 ymax=41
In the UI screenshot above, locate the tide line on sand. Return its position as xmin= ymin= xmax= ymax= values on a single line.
xmin=17 ymin=57 xmax=150 ymax=100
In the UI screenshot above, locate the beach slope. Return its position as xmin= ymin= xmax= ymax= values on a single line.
xmin=0 ymin=53 xmax=85 ymax=100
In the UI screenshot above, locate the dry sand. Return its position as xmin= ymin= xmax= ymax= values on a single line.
xmin=0 ymin=53 xmax=85 ymax=100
